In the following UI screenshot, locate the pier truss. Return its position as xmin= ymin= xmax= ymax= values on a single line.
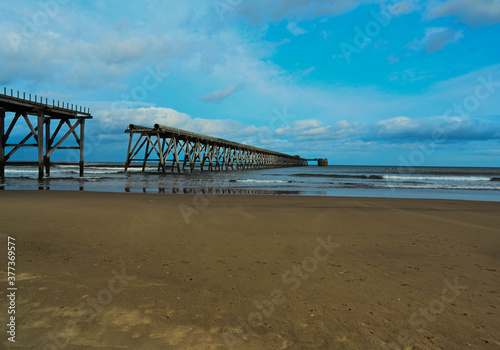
xmin=125 ymin=124 xmax=307 ymax=172
xmin=0 ymin=88 xmax=93 ymax=178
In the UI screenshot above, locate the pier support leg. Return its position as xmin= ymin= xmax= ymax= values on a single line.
xmin=157 ymin=133 xmax=165 ymax=172
xmin=45 ymin=118 xmax=51 ymax=176
xmin=79 ymin=119 xmax=85 ymax=177
xmin=142 ymin=140 xmax=150 ymax=172
xmin=0 ymin=109 xmax=4 ymax=179
xmin=37 ymin=111 xmax=44 ymax=179
xmin=174 ymin=140 xmax=181 ymax=173
xmin=125 ymin=132 xmax=133 ymax=171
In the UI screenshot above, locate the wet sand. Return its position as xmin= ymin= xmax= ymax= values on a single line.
xmin=0 ymin=191 xmax=499 ymax=349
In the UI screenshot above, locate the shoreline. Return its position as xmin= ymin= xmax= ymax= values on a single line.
xmin=1 ymin=187 xmax=500 ymax=203
xmin=1 ymin=164 xmax=499 ymax=204
xmin=0 ymin=191 xmax=499 ymax=349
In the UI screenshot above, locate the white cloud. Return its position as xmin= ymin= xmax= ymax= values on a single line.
xmin=275 ymin=119 xmax=367 ymax=141
xmin=286 ymin=22 xmax=307 ymax=36
xmin=199 ymin=83 xmax=245 ymax=103
xmin=99 ymin=37 xmax=150 ymax=64
xmin=298 ymin=66 xmax=316 ymax=76
xmin=427 ymin=0 xmax=500 ymax=26
xmin=235 ymin=0 xmax=369 ymax=24
xmin=373 ymin=115 xmax=500 ymax=141
xmin=96 ymin=105 xmax=275 ymax=141
xmin=273 ymin=114 xmax=500 ymax=143
xmin=408 ymin=27 xmax=463 ymax=53
xmin=375 ymin=116 xmax=419 ymax=135
xmin=387 ymin=0 xmax=421 ymax=15
xmin=91 ymin=102 xmax=500 ymax=164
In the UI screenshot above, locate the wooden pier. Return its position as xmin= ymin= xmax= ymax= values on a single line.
xmin=125 ymin=124 xmax=308 ymax=172
xmin=0 ymin=88 xmax=93 ymax=178
xmin=307 ymin=158 xmax=329 ymax=166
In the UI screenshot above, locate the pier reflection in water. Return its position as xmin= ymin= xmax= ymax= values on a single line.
xmin=124 ymin=186 xmax=305 ymax=195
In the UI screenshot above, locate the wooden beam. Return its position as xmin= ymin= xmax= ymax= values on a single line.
xmin=5 ymin=128 xmax=39 ymax=160
xmin=172 ymin=137 xmax=180 ymax=172
xmin=208 ymin=144 xmax=214 ymax=170
xmin=124 ymin=133 xmax=132 ymax=170
xmin=4 ymin=112 xmax=20 ymax=142
xmin=79 ymin=119 xmax=85 ymax=177
xmin=129 ymin=135 xmax=147 ymax=163
xmin=37 ymin=111 xmax=44 ymax=179
xmin=0 ymin=109 xmax=4 ymax=179
xmin=65 ymin=119 xmax=80 ymax=144
xmin=23 ymin=113 xmax=38 ymax=143
xmin=46 ymin=119 xmax=81 ymax=158
xmin=199 ymin=143 xmax=208 ymax=170
xmin=45 ymin=118 xmax=51 ymax=176
xmin=125 ymin=132 xmax=134 ymax=171
xmin=157 ymin=132 xmax=165 ymax=172
xmin=144 ymin=134 xmax=162 ymax=159
xmin=142 ymin=138 xmax=150 ymax=172
xmin=49 ymin=119 xmax=65 ymax=145
xmin=162 ymin=138 xmax=175 ymax=165
xmin=180 ymin=139 xmax=190 ymax=169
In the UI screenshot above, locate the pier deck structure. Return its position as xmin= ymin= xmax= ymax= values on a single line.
xmin=0 ymin=88 xmax=93 ymax=178
xmin=125 ymin=124 xmax=307 ymax=172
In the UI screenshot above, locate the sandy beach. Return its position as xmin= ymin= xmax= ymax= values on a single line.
xmin=0 ymin=191 xmax=499 ymax=349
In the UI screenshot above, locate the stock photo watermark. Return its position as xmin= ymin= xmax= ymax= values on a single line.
xmin=178 ymin=191 xmax=218 ymax=224
xmin=43 ymin=267 xmax=136 ymax=350
xmin=66 ymin=61 xmax=169 ymax=164
xmin=178 ymin=106 xmax=295 ymax=224
xmin=381 ymin=276 xmax=467 ymax=349
xmin=223 ymin=234 xmax=340 ymax=349
xmin=5 ymin=234 xmax=17 ymax=343
xmin=213 ymin=0 xmax=242 ymax=21
xmin=338 ymin=8 xmax=391 ymax=63
xmin=396 ymin=73 xmax=500 ymax=171
xmin=257 ymin=106 xmax=295 ymax=144
xmin=8 ymin=0 xmax=71 ymax=53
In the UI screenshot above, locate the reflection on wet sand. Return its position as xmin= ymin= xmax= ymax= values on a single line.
xmin=124 ymin=186 xmax=305 ymax=195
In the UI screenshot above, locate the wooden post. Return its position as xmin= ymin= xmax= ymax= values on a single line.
xmin=157 ymin=133 xmax=165 ymax=172
xmin=208 ymin=144 xmax=214 ymax=170
xmin=37 ymin=111 xmax=44 ymax=179
xmin=200 ymin=144 xmax=206 ymax=171
xmin=79 ymin=119 xmax=85 ymax=177
xmin=193 ymin=141 xmax=200 ymax=171
xmin=45 ymin=118 xmax=51 ymax=176
xmin=0 ymin=109 xmax=4 ymax=179
xmin=142 ymin=138 xmax=150 ymax=172
xmin=183 ymin=140 xmax=190 ymax=169
xmin=125 ymin=132 xmax=133 ymax=171
xmin=190 ymin=141 xmax=197 ymax=172
xmin=172 ymin=137 xmax=180 ymax=173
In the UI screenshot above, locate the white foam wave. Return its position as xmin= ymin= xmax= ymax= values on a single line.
xmin=383 ymin=175 xmax=492 ymax=182
xmin=235 ymin=179 xmax=293 ymax=184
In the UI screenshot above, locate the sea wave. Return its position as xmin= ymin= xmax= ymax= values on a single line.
xmin=292 ymin=173 xmax=384 ymax=180
xmin=383 ymin=175 xmax=492 ymax=182
xmin=230 ymin=179 xmax=294 ymax=184
xmin=292 ymin=173 xmax=497 ymax=182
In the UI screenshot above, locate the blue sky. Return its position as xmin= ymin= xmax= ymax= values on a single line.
xmin=1 ymin=0 xmax=500 ymax=166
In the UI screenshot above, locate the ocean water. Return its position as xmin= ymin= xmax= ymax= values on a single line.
xmin=1 ymin=163 xmax=499 ymax=202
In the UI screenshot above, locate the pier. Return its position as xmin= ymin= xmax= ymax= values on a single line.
xmin=307 ymin=158 xmax=329 ymax=166
xmin=0 ymin=88 xmax=93 ymax=178
xmin=125 ymin=124 xmax=308 ymax=172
